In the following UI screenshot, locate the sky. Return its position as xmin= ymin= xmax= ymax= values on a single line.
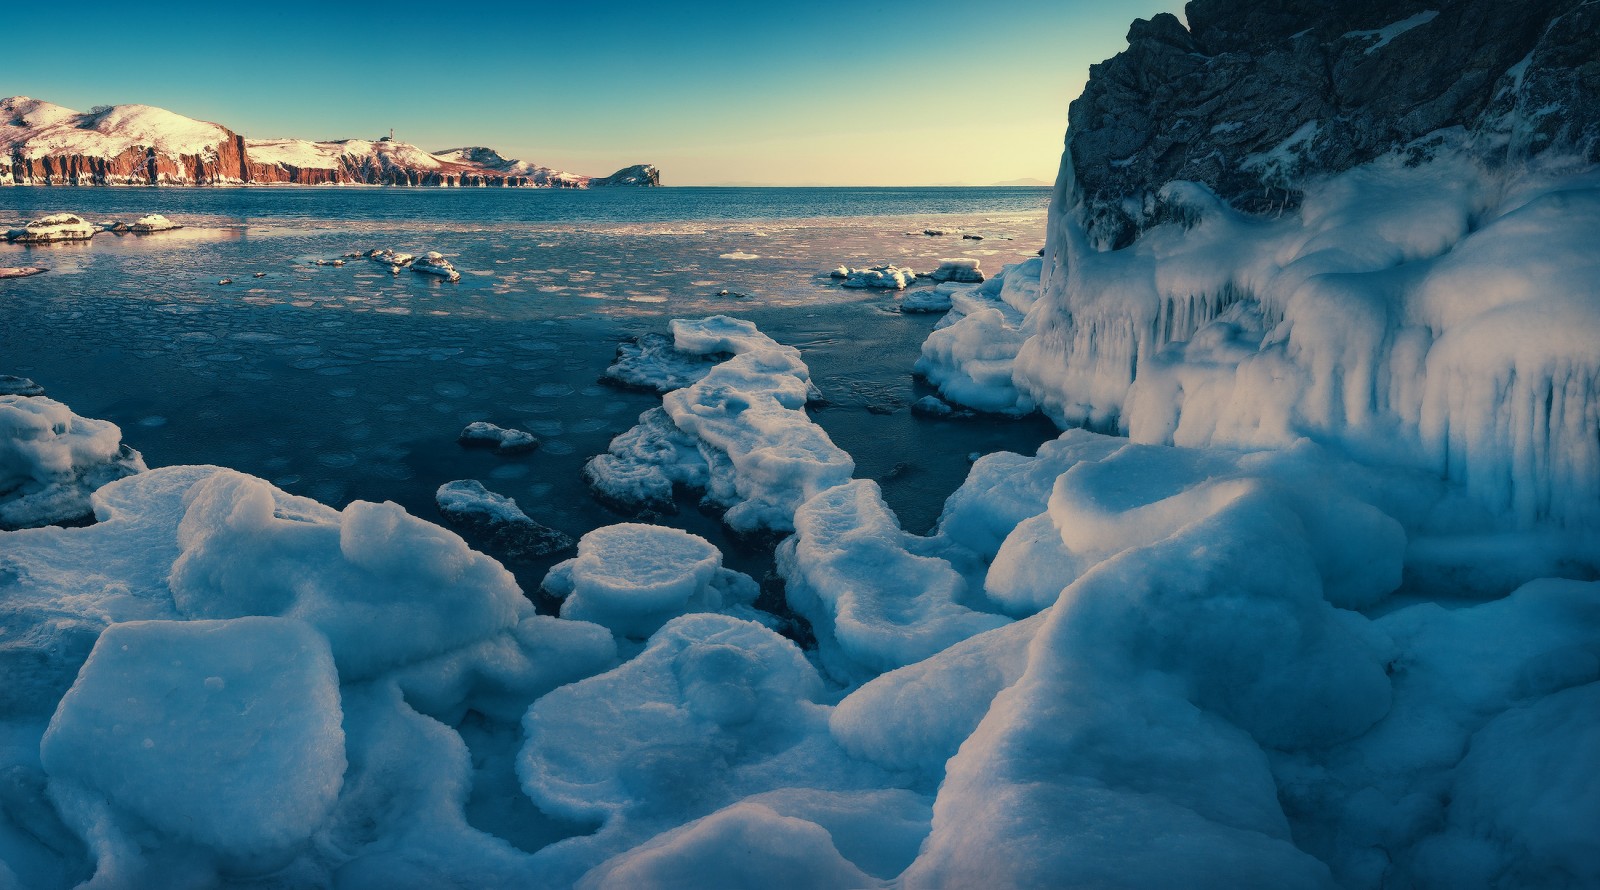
xmin=6 ymin=0 xmax=1183 ymax=186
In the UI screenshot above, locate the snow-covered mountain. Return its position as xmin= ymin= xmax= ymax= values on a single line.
xmin=0 ymin=97 xmax=247 ymax=185
xmin=0 ymin=97 xmax=658 ymax=188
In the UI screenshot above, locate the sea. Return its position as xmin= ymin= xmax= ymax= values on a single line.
xmin=0 ymin=186 xmax=1060 ymax=589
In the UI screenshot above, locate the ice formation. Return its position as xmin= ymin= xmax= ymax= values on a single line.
xmin=128 ymin=214 xmax=179 ymax=233
xmin=586 ymin=316 xmax=848 ymax=533
xmin=0 ymin=396 xmax=145 ymax=530
xmin=542 ymin=523 xmax=761 ymax=639
xmin=927 ymin=258 xmax=984 ymax=283
xmin=411 ymin=252 xmax=461 ymax=282
xmin=601 ymin=332 xmax=721 ymax=393
xmin=1002 ymin=147 xmax=1600 ymax=531
xmin=836 ymin=265 xmax=917 ymax=290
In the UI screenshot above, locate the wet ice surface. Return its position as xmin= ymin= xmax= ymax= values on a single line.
xmin=0 ymin=187 xmax=1057 ymax=585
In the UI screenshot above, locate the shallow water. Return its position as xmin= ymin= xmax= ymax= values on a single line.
xmin=1 ymin=186 xmax=1059 ymax=587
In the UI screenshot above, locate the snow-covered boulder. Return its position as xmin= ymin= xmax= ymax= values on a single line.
xmin=411 ymin=252 xmax=460 ymax=282
xmin=129 ymin=214 xmax=180 ymax=233
xmin=602 ymin=332 xmax=723 ymax=393
xmin=542 ymin=523 xmax=761 ymax=639
xmin=0 ymin=396 xmax=145 ymax=529
xmin=7 ymin=213 xmax=96 ymax=243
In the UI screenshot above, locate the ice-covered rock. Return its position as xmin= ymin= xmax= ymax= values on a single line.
xmin=897 ymin=286 xmax=955 ymax=313
xmin=927 ymin=258 xmax=984 ymax=283
xmin=6 ymin=213 xmax=96 ymax=243
xmin=458 ymin=421 xmax=541 ymax=455
xmin=411 ymin=252 xmax=460 ymax=282
xmin=0 ymin=266 xmax=48 ymax=279
xmin=435 ymin=479 xmax=573 ymax=560
xmin=838 ymin=265 xmax=917 ymax=290
xmin=365 ymin=248 xmax=414 ymax=269
xmin=128 ymin=214 xmax=179 ymax=233
xmin=542 ymin=523 xmax=761 ymax=639
xmin=0 ymin=396 xmax=145 ymax=529
xmin=587 ymin=316 xmax=849 ymax=533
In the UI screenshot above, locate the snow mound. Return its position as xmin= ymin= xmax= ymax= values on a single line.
xmin=542 ymin=523 xmax=761 ymax=639
xmin=412 ymin=252 xmax=460 ymax=282
xmin=169 ymin=470 xmax=526 ymax=678
xmin=41 ymin=617 xmax=344 ymax=876
xmin=0 ymin=396 xmax=145 ymax=529
xmin=129 ymin=214 xmax=179 ymax=233
xmin=7 ymin=213 xmax=97 ymax=243
xmin=586 ymin=317 xmax=849 ymax=533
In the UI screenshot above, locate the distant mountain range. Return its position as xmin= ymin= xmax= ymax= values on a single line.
xmin=0 ymin=97 xmax=658 ymax=188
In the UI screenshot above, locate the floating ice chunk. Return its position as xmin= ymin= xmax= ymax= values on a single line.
xmin=927 ymin=258 xmax=984 ymax=283
xmin=0 ymin=396 xmax=146 ymax=529
xmin=412 ymin=252 xmax=461 ymax=282
xmin=6 ymin=213 xmax=96 ymax=243
xmin=435 ymin=479 xmax=573 ymax=560
xmin=542 ymin=523 xmax=760 ymax=639
xmin=0 ymin=266 xmax=48 ymax=279
xmin=588 ymin=317 xmax=847 ymax=533
xmin=169 ymin=470 xmax=525 ymax=678
xmin=458 ymin=421 xmax=541 ymax=455
xmin=41 ymin=617 xmax=344 ymax=876
xmin=602 ymin=332 xmax=720 ymax=393
xmin=129 ymin=214 xmax=180 ymax=233
xmin=778 ymin=479 xmax=1008 ymax=683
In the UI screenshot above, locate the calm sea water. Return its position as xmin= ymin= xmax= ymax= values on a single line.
xmin=1 ymin=186 xmax=1058 ymax=586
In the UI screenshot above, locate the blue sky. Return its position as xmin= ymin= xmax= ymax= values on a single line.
xmin=7 ymin=1 xmax=1183 ymax=185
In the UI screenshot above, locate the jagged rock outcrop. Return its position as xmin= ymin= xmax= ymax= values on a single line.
xmin=592 ymin=164 xmax=661 ymax=187
xmin=2 ymin=97 xmax=661 ymax=189
xmin=1068 ymin=0 xmax=1600 ymax=248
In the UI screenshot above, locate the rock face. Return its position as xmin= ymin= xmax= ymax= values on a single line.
xmin=591 ymin=164 xmax=661 ymax=187
xmin=2 ymin=96 xmax=661 ymax=189
xmin=1067 ymin=0 xmax=1600 ymax=247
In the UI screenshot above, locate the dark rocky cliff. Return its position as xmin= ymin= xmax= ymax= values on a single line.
xmin=1067 ymin=0 xmax=1600 ymax=248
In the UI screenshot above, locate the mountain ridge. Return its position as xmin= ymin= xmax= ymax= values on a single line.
xmin=0 ymin=96 xmax=658 ymax=188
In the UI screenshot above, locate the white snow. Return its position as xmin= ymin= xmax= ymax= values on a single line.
xmin=7 ymin=213 xmax=98 ymax=243
xmin=129 ymin=214 xmax=178 ymax=233
xmin=1343 ymin=10 xmax=1440 ymax=54
xmin=837 ymin=264 xmax=917 ymax=289
xmin=927 ymin=258 xmax=985 ymax=283
xmin=0 ymin=98 xmax=231 ymax=162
